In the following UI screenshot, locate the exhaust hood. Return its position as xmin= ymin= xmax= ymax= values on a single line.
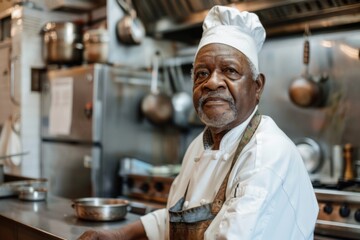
xmin=42 ymin=0 xmax=106 ymax=12
xmin=132 ymin=0 xmax=360 ymax=43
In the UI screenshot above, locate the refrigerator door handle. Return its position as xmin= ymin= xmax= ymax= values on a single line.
xmin=83 ymin=155 xmax=92 ymax=168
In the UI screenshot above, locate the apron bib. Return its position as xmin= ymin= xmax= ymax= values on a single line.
xmin=169 ymin=111 xmax=261 ymax=240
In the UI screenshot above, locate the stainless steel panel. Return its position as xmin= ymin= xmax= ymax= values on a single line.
xmin=42 ymin=65 xmax=98 ymax=142
xmin=41 ymin=141 xmax=94 ymax=198
xmin=106 ymin=0 xmax=175 ymax=68
xmin=0 ymin=43 xmax=12 ymax=125
xmin=258 ymin=29 xmax=360 ymax=182
xmin=41 ymin=63 xmax=202 ymax=198
xmin=44 ymin=0 xmax=105 ymax=11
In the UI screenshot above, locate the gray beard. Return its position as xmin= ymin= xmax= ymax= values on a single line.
xmin=197 ymin=92 xmax=237 ymax=128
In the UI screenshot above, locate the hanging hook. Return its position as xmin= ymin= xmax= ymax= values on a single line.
xmin=304 ymin=25 xmax=311 ymax=38
xmin=116 ymin=0 xmax=135 ymax=17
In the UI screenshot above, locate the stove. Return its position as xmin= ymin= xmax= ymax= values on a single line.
xmin=314 ymin=180 xmax=360 ymax=240
xmin=123 ymin=174 xmax=175 ymax=204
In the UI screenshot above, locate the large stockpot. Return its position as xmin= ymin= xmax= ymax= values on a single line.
xmin=83 ymin=28 xmax=109 ymax=63
xmin=42 ymin=22 xmax=83 ymax=64
xmin=72 ymin=198 xmax=129 ymax=221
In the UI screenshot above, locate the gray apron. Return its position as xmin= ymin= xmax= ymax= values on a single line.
xmin=169 ymin=111 xmax=261 ymax=240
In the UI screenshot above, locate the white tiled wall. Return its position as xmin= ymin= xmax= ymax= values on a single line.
xmin=0 ymin=43 xmax=12 ymax=125
xmin=8 ymin=6 xmax=88 ymax=178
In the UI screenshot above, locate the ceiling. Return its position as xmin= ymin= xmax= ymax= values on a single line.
xmin=132 ymin=0 xmax=360 ymax=44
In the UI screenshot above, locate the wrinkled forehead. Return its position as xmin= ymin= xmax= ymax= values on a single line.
xmin=194 ymin=43 xmax=248 ymax=65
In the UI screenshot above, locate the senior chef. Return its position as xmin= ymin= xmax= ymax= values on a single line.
xmin=78 ymin=5 xmax=319 ymax=240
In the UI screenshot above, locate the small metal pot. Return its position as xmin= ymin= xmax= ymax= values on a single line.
xmin=41 ymin=22 xmax=83 ymax=64
xmin=18 ymin=186 xmax=47 ymax=201
xmin=72 ymin=198 xmax=129 ymax=221
xmin=83 ymin=28 xmax=109 ymax=63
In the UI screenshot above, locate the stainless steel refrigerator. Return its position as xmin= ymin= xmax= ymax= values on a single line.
xmin=41 ymin=64 xmax=157 ymax=198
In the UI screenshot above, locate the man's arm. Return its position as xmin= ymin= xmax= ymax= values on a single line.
xmin=77 ymin=220 xmax=148 ymax=240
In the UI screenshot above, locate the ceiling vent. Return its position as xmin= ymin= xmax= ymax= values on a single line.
xmin=132 ymin=0 xmax=360 ymax=43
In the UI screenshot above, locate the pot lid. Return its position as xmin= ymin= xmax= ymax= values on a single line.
xmin=295 ymin=137 xmax=323 ymax=174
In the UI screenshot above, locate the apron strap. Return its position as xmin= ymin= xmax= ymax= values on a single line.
xmin=211 ymin=111 xmax=261 ymax=214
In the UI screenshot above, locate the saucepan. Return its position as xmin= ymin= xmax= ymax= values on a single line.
xmin=72 ymin=197 xmax=129 ymax=221
xmin=141 ymin=52 xmax=173 ymax=125
xmin=115 ymin=0 xmax=145 ymax=45
xmin=288 ymin=27 xmax=329 ymax=108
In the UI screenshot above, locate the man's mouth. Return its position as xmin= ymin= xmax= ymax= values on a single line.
xmin=203 ymin=97 xmax=229 ymax=107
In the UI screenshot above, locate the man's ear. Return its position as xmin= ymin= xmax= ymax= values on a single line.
xmin=255 ymin=73 xmax=265 ymax=103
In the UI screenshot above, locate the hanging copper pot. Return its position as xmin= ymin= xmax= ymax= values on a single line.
xmin=289 ymin=28 xmax=329 ymax=108
xmin=141 ymin=52 xmax=173 ymax=125
xmin=115 ymin=0 xmax=145 ymax=45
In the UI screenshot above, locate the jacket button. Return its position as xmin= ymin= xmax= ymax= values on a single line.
xmin=223 ymin=153 xmax=230 ymax=161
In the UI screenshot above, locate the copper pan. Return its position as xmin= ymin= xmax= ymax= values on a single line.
xmin=141 ymin=52 xmax=173 ymax=125
xmin=289 ymin=28 xmax=329 ymax=108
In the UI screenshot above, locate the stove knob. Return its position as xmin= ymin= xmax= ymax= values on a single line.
xmin=140 ymin=183 xmax=150 ymax=193
xmin=323 ymin=203 xmax=333 ymax=215
xmin=339 ymin=204 xmax=351 ymax=218
xmin=355 ymin=209 xmax=360 ymax=222
xmin=154 ymin=182 xmax=164 ymax=192
xmin=126 ymin=178 xmax=134 ymax=188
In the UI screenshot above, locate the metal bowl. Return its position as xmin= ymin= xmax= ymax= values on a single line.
xmin=18 ymin=186 xmax=47 ymax=201
xmin=72 ymin=198 xmax=129 ymax=221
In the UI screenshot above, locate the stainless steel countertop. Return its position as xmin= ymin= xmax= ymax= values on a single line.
xmin=0 ymin=195 xmax=141 ymax=240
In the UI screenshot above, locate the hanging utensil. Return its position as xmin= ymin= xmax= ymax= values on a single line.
xmin=115 ymin=0 xmax=145 ymax=45
xmin=0 ymin=151 xmax=29 ymax=160
xmin=141 ymin=52 xmax=173 ymax=125
xmin=289 ymin=27 xmax=329 ymax=108
xmin=168 ymin=62 xmax=193 ymax=129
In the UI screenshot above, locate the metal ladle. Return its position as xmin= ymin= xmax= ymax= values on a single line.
xmin=168 ymin=61 xmax=193 ymax=129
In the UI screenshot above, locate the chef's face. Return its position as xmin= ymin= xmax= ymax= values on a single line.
xmin=192 ymin=43 xmax=265 ymax=131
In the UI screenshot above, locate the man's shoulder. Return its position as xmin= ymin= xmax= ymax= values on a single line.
xmin=258 ymin=115 xmax=291 ymax=141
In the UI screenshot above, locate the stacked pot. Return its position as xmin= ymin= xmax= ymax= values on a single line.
xmin=83 ymin=28 xmax=109 ymax=63
xmin=42 ymin=21 xmax=110 ymax=65
xmin=42 ymin=22 xmax=84 ymax=65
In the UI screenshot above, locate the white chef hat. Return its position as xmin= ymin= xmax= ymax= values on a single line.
xmin=195 ymin=5 xmax=266 ymax=73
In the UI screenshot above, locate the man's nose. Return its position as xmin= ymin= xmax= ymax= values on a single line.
xmin=203 ymin=71 xmax=226 ymax=90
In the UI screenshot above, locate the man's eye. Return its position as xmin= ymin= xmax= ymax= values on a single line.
xmin=195 ymin=70 xmax=209 ymax=79
xmin=224 ymin=68 xmax=237 ymax=74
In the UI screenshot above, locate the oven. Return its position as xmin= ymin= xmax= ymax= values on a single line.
xmin=314 ymin=183 xmax=360 ymax=240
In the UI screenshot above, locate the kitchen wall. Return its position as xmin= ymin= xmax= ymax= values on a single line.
xmin=107 ymin=26 xmax=360 ymax=186
xmin=0 ymin=5 xmax=88 ymax=177
xmin=1 ymin=1 xmax=359 ymax=193
xmin=258 ymin=28 xmax=360 ymax=182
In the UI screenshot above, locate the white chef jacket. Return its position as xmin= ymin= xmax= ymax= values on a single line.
xmin=141 ymin=108 xmax=319 ymax=240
